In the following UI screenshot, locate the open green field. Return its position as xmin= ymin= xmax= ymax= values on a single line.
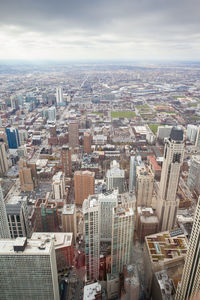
xmin=136 ymin=104 xmax=149 ymax=109
xmin=92 ymin=112 xmax=104 ymax=116
xmin=173 ymin=95 xmax=185 ymax=99
xmin=148 ymin=124 xmax=160 ymax=134
xmin=190 ymin=115 xmax=200 ymax=120
xmin=111 ymin=111 xmax=136 ymax=118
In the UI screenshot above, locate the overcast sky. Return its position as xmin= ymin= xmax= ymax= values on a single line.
xmin=0 ymin=0 xmax=200 ymax=61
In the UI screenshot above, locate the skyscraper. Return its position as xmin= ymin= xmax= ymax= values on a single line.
xmin=56 ymin=86 xmax=64 ymax=105
xmin=111 ymin=206 xmax=135 ymax=274
xmin=99 ymin=190 xmax=118 ymax=242
xmin=74 ymin=170 xmax=95 ymax=206
xmin=19 ymin=159 xmax=37 ymax=192
xmin=52 ymin=171 xmax=65 ymax=200
xmin=136 ymin=165 xmax=154 ymax=207
xmin=0 ymin=237 xmax=59 ymax=300
xmin=48 ymin=106 xmax=56 ymax=121
xmin=83 ymin=195 xmax=100 ymax=281
xmin=61 ymin=145 xmax=71 ymax=177
xmin=84 ymin=131 xmax=92 ymax=153
xmin=106 ymin=160 xmax=125 ymax=194
xmin=6 ymin=200 xmax=31 ymax=238
xmin=68 ymin=121 xmax=79 ymax=148
xmin=175 ymin=197 xmax=200 ymax=300
xmin=6 ymin=127 xmax=20 ymax=149
xmin=0 ymin=184 xmax=10 ymax=238
xmin=157 ymin=127 xmax=184 ymax=231
xmin=62 ymin=204 xmax=77 ymax=244
xmin=129 ymin=155 xmax=143 ymax=193
xmin=0 ymin=141 xmax=8 ymax=175
xmin=195 ymin=125 xmax=200 ymax=149
xmin=187 ymin=155 xmax=200 ymax=194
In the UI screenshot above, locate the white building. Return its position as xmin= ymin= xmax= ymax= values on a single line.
xmin=0 ymin=237 xmax=59 ymax=300
xmin=157 ymin=127 xmax=184 ymax=231
xmin=19 ymin=129 xmax=28 ymax=145
xmin=0 ymin=184 xmax=10 ymax=238
xmin=48 ymin=106 xmax=56 ymax=122
xmin=106 ymin=160 xmax=125 ymax=194
xmin=83 ymin=282 xmax=102 ymax=300
xmin=187 ymin=155 xmax=200 ymax=194
xmin=56 ymin=87 xmax=64 ymax=105
xmin=99 ymin=190 xmax=118 ymax=242
xmin=0 ymin=142 xmax=8 ymax=175
xmin=186 ymin=124 xmax=198 ymax=144
xmin=52 ymin=171 xmax=65 ymax=200
xmin=129 ymin=155 xmax=143 ymax=193
xmin=136 ymin=166 xmax=154 ymax=207
xmin=83 ymin=195 xmax=100 ymax=281
xmin=111 ymin=206 xmax=135 ymax=274
xmin=195 ymin=125 xmax=200 ymax=149
xmin=157 ymin=126 xmax=172 ymax=140
xmin=175 ymin=197 xmax=200 ymax=300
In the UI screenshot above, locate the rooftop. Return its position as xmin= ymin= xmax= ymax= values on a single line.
xmin=31 ymin=232 xmax=73 ymax=249
xmin=0 ymin=237 xmax=53 ymax=255
xmin=83 ymin=282 xmax=101 ymax=300
xmin=145 ymin=229 xmax=188 ymax=265
xmin=62 ymin=204 xmax=76 ymax=215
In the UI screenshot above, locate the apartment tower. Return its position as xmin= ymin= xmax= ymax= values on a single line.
xmin=74 ymin=170 xmax=95 ymax=206
xmin=68 ymin=121 xmax=79 ymax=148
xmin=0 ymin=184 xmax=10 ymax=238
xmin=157 ymin=127 xmax=184 ymax=231
xmin=175 ymin=197 xmax=200 ymax=300
xmin=0 ymin=237 xmax=59 ymax=299
xmin=61 ymin=145 xmax=71 ymax=177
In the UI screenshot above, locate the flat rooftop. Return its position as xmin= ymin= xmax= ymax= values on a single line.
xmin=0 ymin=237 xmax=53 ymax=255
xmin=31 ymin=232 xmax=73 ymax=249
xmin=145 ymin=229 xmax=188 ymax=265
xmin=62 ymin=204 xmax=75 ymax=215
xmin=83 ymin=282 xmax=101 ymax=300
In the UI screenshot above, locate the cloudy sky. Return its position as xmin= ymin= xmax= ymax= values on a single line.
xmin=0 ymin=0 xmax=200 ymax=61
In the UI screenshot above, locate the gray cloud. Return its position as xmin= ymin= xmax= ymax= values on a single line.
xmin=0 ymin=0 xmax=200 ymax=60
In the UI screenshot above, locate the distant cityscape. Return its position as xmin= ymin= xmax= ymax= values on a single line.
xmin=0 ymin=62 xmax=200 ymax=300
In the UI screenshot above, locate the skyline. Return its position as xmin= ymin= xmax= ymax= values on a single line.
xmin=0 ymin=0 xmax=200 ymax=61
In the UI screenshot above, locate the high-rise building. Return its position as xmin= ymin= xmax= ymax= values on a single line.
xmin=0 ymin=184 xmax=10 ymax=238
xmin=35 ymin=198 xmax=59 ymax=232
xmin=56 ymin=86 xmax=64 ymax=105
xmin=48 ymin=106 xmax=56 ymax=121
xmin=186 ymin=124 xmax=198 ymax=144
xmin=157 ymin=127 xmax=184 ymax=231
xmin=6 ymin=200 xmax=31 ymax=238
xmin=111 ymin=206 xmax=135 ymax=274
xmin=157 ymin=126 xmax=172 ymax=141
xmin=0 ymin=237 xmax=59 ymax=300
xmin=19 ymin=159 xmax=37 ymax=192
xmin=136 ymin=166 xmax=154 ymax=207
xmin=129 ymin=155 xmax=142 ymax=193
xmin=74 ymin=170 xmax=95 ymax=206
xmin=0 ymin=142 xmax=8 ymax=175
xmin=99 ymin=190 xmax=118 ymax=242
xmin=84 ymin=131 xmax=92 ymax=153
xmin=68 ymin=121 xmax=79 ymax=148
xmin=62 ymin=204 xmax=77 ymax=244
xmin=18 ymin=129 xmax=28 ymax=145
xmin=83 ymin=195 xmax=100 ymax=281
xmin=6 ymin=127 xmax=20 ymax=149
xmin=106 ymin=160 xmax=125 ymax=194
xmin=195 ymin=125 xmax=200 ymax=149
xmin=52 ymin=171 xmax=65 ymax=200
xmin=175 ymin=197 xmax=200 ymax=300
xmin=61 ymin=145 xmax=71 ymax=177
xmin=31 ymin=232 xmax=74 ymax=272
xmin=187 ymin=155 xmax=200 ymax=194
